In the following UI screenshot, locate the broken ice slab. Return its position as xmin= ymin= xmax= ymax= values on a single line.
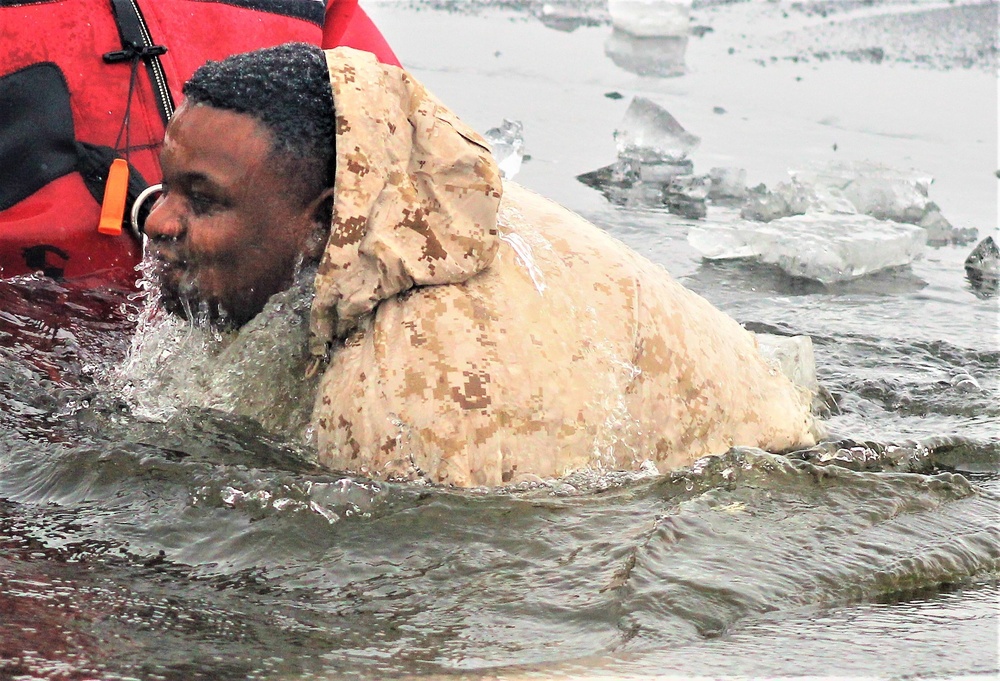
xmin=789 ymin=161 xmax=935 ymax=225
xmin=576 ymin=164 xmax=665 ymax=206
xmin=538 ymin=3 xmax=603 ymax=32
xmin=577 ymin=96 xmax=704 ymax=215
xmin=741 ymin=179 xmax=856 ymax=222
xmin=638 ymin=158 xmax=694 ymax=183
xmin=754 ymin=333 xmax=819 ymax=396
xmin=576 ymin=158 xmax=706 ymax=217
xmin=605 ymin=29 xmax=688 ymax=77
xmin=609 ymin=0 xmax=693 ymax=38
xmin=964 ymin=235 xmax=999 ymax=297
xmin=615 ymin=96 xmax=699 ymax=162
xmin=739 ymin=161 xmax=976 ymax=246
xmin=484 ymin=119 xmax=524 ymax=179
xmin=707 ymin=167 xmax=748 ymax=202
xmin=688 ymin=213 xmax=927 ymax=284
xmin=918 ymin=210 xmax=978 ymax=246
xmin=575 ymin=157 xmax=694 ymax=190
xmin=965 ymin=235 xmax=999 ymax=275
xmin=664 ymin=174 xmax=708 ymax=219
xmin=577 ymin=157 xmax=693 ymax=197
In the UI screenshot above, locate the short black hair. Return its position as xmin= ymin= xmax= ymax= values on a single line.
xmin=182 ymin=42 xmax=335 ymax=204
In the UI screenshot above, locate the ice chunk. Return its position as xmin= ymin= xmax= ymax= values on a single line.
xmin=688 ymin=213 xmax=927 ymax=284
xmin=638 ymin=158 xmax=694 ymax=183
xmin=577 ymin=97 xmax=704 ymax=216
xmin=539 ymin=3 xmax=601 ymax=32
xmin=615 ymin=96 xmax=699 ymax=162
xmin=707 ymin=167 xmax=748 ymax=202
xmin=790 ymin=161 xmax=935 ymax=224
xmin=484 ymin=119 xmax=524 ymax=179
xmin=664 ymin=174 xmax=708 ymax=219
xmin=964 ymin=235 xmax=999 ymax=296
xmin=754 ymin=333 xmax=819 ymax=396
xmin=918 ymin=209 xmax=978 ymax=246
xmin=687 ymin=222 xmax=757 ymax=259
xmin=609 ymin=0 xmax=693 ymax=38
xmin=576 ymin=158 xmax=706 ymax=217
xmin=740 ymin=183 xmax=796 ymax=223
xmin=964 ymin=235 xmax=999 ymax=275
xmin=605 ymin=30 xmax=688 ymax=77
xmin=740 ymin=161 xmax=972 ymax=244
xmin=741 ymin=178 xmax=856 ymax=222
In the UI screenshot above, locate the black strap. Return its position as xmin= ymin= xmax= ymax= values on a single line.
xmin=104 ymin=0 xmax=173 ymax=127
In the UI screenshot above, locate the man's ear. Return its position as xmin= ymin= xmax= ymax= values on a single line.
xmin=303 ymin=186 xmax=336 ymax=261
xmin=309 ymin=186 xmax=336 ymax=225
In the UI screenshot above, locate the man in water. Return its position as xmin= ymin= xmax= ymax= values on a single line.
xmin=144 ymin=42 xmax=819 ymax=486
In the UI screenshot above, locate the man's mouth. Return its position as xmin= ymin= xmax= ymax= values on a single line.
xmin=154 ymin=257 xmax=237 ymax=329
xmin=157 ymin=259 xmax=184 ymax=291
xmin=155 ymin=257 xmax=200 ymax=316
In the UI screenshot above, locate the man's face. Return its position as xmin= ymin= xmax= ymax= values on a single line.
xmin=145 ymin=102 xmax=325 ymax=328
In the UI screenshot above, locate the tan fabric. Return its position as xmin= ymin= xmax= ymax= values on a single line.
xmin=310 ymin=48 xmax=502 ymax=355
xmin=311 ymin=47 xmax=818 ymax=487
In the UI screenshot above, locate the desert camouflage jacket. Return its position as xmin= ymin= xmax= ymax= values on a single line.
xmin=310 ymin=47 xmax=817 ymax=486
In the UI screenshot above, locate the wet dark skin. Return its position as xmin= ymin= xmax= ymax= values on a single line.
xmin=145 ymin=101 xmax=334 ymax=328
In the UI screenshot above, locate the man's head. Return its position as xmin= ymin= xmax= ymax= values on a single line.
xmin=145 ymin=42 xmax=335 ymax=329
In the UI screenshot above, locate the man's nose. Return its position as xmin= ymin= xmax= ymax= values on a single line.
xmin=143 ymin=194 xmax=185 ymax=242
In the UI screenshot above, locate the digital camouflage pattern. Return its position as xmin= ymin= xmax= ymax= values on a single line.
xmin=311 ymin=47 xmax=818 ymax=487
xmin=310 ymin=48 xmax=502 ymax=352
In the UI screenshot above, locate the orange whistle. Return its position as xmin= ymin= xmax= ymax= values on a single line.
xmin=98 ymin=158 xmax=129 ymax=236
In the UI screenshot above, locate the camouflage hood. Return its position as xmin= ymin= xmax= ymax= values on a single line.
xmin=309 ymin=47 xmax=502 ymax=359
xmin=308 ymin=48 xmax=818 ymax=486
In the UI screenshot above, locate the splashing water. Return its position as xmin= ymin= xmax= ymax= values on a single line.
xmin=114 ymin=260 xmax=321 ymax=446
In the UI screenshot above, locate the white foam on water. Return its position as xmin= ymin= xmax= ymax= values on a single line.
xmin=115 ymin=263 xmax=320 ymax=444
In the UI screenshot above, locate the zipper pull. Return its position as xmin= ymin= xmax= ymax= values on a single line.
xmin=98 ymin=158 xmax=130 ymax=236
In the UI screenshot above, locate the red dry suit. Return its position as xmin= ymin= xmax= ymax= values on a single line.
xmin=0 ymin=0 xmax=398 ymax=281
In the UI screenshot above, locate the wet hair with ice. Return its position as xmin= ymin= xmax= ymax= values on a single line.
xmin=182 ymin=42 xmax=335 ymax=204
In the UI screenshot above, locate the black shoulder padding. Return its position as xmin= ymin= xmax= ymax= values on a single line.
xmin=0 ymin=62 xmax=78 ymax=212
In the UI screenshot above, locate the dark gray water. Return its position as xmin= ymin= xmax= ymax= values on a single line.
xmin=2 ymin=1 xmax=998 ymax=678
xmin=2 ymin=361 xmax=997 ymax=679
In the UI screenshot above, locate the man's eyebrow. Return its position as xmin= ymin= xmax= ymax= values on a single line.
xmin=170 ymin=171 xmax=221 ymax=190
